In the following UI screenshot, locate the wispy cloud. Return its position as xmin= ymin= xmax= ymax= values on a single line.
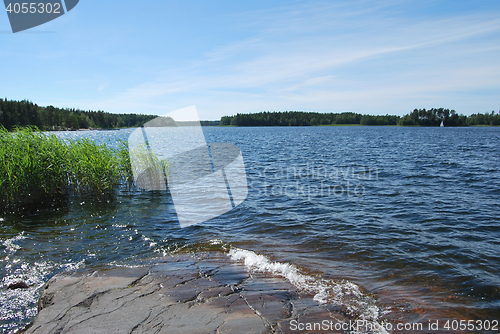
xmin=60 ymin=0 xmax=500 ymax=117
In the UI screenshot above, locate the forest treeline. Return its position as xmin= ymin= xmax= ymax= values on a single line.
xmin=221 ymin=111 xmax=399 ymax=126
xmin=221 ymin=109 xmax=500 ymax=127
xmin=398 ymin=108 xmax=500 ymax=126
xmin=2 ymin=98 xmax=498 ymax=129
xmin=0 ymin=98 xmax=157 ymax=130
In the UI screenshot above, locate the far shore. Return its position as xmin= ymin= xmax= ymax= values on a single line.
xmin=8 ymin=123 xmax=500 ymax=133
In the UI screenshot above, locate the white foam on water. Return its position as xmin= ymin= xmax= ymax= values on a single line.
xmin=0 ymin=258 xmax=85 ymax=332
xmin=2 ymin=232 xmax=26 ymax=253
xmin=0 ymin=233 xmax=85 ymax=333
xmin=229 ymin=248 xmax=389 ymax=334
xmin=60 ymin=259 xmax=85 ymax=272
xmin=142 ymin=235 xmax=157 ymax=248
xmin=209 ymin=239 xmax=223 ymax=245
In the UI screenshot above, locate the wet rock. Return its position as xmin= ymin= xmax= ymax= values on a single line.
xmin=25 ymin=252 xmax=350 ymax=334
xmin=7 ymin=281 xmax=29 ymax=290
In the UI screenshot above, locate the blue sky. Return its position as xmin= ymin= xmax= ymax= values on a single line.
xmin=1 ymin=0 xmax=499 ymax=120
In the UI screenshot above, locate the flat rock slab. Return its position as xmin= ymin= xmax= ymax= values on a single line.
xmin=24 ymin=252 xmax=349 ymax=334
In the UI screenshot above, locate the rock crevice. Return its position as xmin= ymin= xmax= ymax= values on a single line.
xmin=24 ymin=253 xmax=349 ymax=334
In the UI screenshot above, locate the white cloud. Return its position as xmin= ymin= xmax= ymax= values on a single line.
xmin=73 ymin=1 xmax=500 ymax=118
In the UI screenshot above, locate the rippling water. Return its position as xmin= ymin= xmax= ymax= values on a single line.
xmin=1 ymin=126 xmax=499 ymax=333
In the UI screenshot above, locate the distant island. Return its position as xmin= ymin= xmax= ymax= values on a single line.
xmin=0 ymin=98 xmax=498 ymax=130
xmin=222 ymin=109 xmax=500 ymax=127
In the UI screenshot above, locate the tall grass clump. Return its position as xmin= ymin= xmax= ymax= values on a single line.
xmin=0 ymin=127 xmax=132 ymax=212
xmin=129 ymin=143 xmax=169 ymax=190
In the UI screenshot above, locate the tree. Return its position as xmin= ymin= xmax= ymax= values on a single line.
xmin=0 ymin=98 xmax=158 ymax=130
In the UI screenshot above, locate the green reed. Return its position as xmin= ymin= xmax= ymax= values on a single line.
xmin=0 ymin=127 xmax=133 ymax=212
xmin=129 ymin=143 xmax=169 ymax=190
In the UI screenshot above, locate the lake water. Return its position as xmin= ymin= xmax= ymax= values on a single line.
xmin=1 ymin=126 xmax=499 ymax=333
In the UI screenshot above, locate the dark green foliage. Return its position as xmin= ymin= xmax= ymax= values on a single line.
xmin=221 ymin=111 xmax=394 ymax=126
xmin=360 ymin=115 xmax=399 ymax=125
xmin=467 ymin=111 xmax=500 ymax=126
xmin=396 ymin=108 xmax=500 ymax=126
xmin=200 ymin=120 xmax=221 ymax=126
xmin=220 ymin=116 xmax=232 ymax=126
xmin=222 ymin=109 xmax=500 ymax=127
xmin=397 ymin=108 xmax=452 ymax=126
xmin=0 ymin=98 xmax=157 ymax=131
xmin=0 ymin=127 xmax=132 ymax=212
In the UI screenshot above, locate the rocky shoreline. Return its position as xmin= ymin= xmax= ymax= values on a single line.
xmin=23 ymin=252 xmax=349 ymax=334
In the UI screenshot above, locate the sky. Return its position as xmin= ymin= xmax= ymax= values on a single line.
xmin=1 ymin=0 xmax=499 ymax=120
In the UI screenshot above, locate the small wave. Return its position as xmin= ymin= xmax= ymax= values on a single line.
xmin=2 ymin=232 xmax=26 ymax=253
xmin=141 ymin=235 xmax=157 ymax=248
xmin=229 ymin=248 xmax=389 ymax=334
xmin=209 ymin=239 xmax=224 ymax=245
